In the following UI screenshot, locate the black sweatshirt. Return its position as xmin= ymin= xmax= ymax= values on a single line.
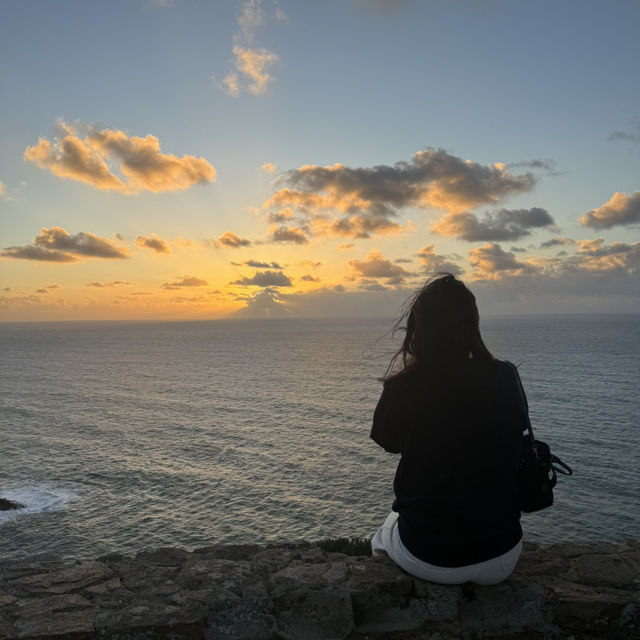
xmin=371 ymin=358 xmax=524 ymax=567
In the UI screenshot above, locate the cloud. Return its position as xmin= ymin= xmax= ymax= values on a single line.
xmin=213 ymin=231 xmax=252 ymax=248
xmin=1 ymin=226 xmax=129 ymax=262
xmin=469 ymin=238 xmax=640 ymax=283
xmin=266 ymin=207 xmax=294 ymax=223
xmin=508 ymin=158 xmax=561 ymax=176
xmin=232 ymin=259 xmax=283 ymax=269
xmin=86 ymin=281 xmax=134 ymax=287
xmin=339 ymin=243 xmax=355 ymax=250
xmin=238 ymin=0 xmax=264 ymax=41
xmin=233 ymin=288 xmax=292 ymax=318
xmin=300 ymin=274 xmax=320 ymax=282
xmin=221 ymin=1 xmax=280 ymax=97
xmin=135 ymin=234 xmax=170 ymax=254
xmin=261 ymin=162 xmax=277 ymax=173
xmin=0 ymin=181 xmax=5 ymax=196
xmin=270 ymin=225 xmax=310 ymax=244
xmin=469 ymin=243 xmax=539 ymax=280
xmin=264 ymin=148 xmax=535 ymax=239
xmin=349 ymin=249 xmax=410 ymax=280
xmin=231 ymin=270 xmax=293 ymax=287
xmin=579 ymin=191 xmax=640 ymax=229
xmin=224 ymin=46 xmax=279 ymax=96
xmin=24 ymin=122 xmax=216 ymax=193
xmin=608 ymin=119 xmax=640 ymax=143
xmin=432 ymin=207 xmax=555 ymax=242
xmin=417 ymin=245 xmax=463 ymax=276
xmin=540 ymin=237 xmax=575 ymax=249
xmin=161 ymin=275 xmax=209 ymax=290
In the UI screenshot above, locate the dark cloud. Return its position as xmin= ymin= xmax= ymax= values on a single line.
xmin=540 ymin=237 xmax=576 ymax=249
xmin=508 ymin=158 xmax=561 ymax=175
xmin=232 ymin=259 xmax=283 ymax=269
xmin=579 ymin=191 xmax=640 ymax=229
xmin=432 ymin=207 xmax=555 ymax=241
xmin=135 ymin=234 xmax=170 ymax=254
xmin=232 ymin=289 xmax=292 ymax=318
xmin=213 ymin=231 xmax=252 ymax=248
xmin=1 ymin=227 xmax=129 ymax=262
xmin=264 ymin=148 xmax=536 ymax=239
xmin=300 ymin=274 xmax=320 ymax=282
xmin=349 ymin=250 xmax=410 ymax=280
xmin=270 ymin=226 xmax=310 ymax=244
xmin=161 ymin=275 xmax=209 ymax=290
xmin=231 ymin=270 xmax=293 ymax=287
xmin=417 ymin=245 xmax=463 ymax=276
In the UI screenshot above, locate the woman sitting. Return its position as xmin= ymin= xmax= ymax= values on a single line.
xmin=371 ymin=273 xmax=525 ymax=585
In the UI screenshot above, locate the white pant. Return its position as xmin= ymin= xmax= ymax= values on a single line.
xmin=371 ymin=511 xmax=522 ymax=585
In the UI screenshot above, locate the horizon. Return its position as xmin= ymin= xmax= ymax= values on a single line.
xmin=1 ymin=0 xmax=639 ymax=322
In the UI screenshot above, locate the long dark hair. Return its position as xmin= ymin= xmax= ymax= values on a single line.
xmin=384 ymin=273 xmax=493 ymax=380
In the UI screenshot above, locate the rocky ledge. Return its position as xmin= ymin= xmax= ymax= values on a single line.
xmin=0 ymin=540 xmax=638 ymax=640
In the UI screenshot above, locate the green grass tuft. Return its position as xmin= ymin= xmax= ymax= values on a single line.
xmin=315 ymin=536 xmax=372 ymax=556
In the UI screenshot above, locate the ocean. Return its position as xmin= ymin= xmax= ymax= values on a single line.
xmin=1 ymin=315 xmax=638 ymax=561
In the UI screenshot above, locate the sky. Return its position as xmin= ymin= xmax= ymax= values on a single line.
xmin=1 ymin=0 xmax=639 ymax=321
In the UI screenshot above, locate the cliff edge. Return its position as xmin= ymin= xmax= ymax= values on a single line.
xmin=0 ymin=539 xmax=638 ymax=639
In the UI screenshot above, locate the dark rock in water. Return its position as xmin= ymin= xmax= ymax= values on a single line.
xmin=0 ymin=498 xmax=25 ymax=511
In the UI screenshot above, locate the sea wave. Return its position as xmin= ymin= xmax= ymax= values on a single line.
xmin=0 ymin=485 xmax=77 ymax=525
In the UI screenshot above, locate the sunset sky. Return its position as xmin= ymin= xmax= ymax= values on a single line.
xmin=1 ymin=0 xmax=639 ymax=321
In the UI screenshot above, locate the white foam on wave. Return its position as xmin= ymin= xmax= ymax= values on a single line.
xmin=0 ymin=485 xmax=77 ymax=525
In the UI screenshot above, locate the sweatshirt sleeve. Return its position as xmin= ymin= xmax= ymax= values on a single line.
xmin=370 ymin=385 xmax=402 ymax=454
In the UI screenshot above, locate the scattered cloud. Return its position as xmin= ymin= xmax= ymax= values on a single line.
xmin=269 ymin=225 xmax=310 ymax=244
xmin=232 ymin=259 xmax=283 ymax=269
xmin=579 ymin=191 xmax=640 ymax=229
xmin=300 ymin=274 xmax=320 ymax=282
xmin=264 ymin=148 xmax=535 ymax=239
xmin=231 ymin=270 xmax=293 ymax=287
xmin=508 ymin=158 xmax=561 ymax=176
xmin=432 ymin=207 xmax=555 ymax=242
xmin=224 ymin=46 xmax=279 ymax=96
xmin=417 ymin=245 xmax=463 ymax=276
xmin=221 ymin=1 xmax=280 ymax=96
xmin=266 ymin=207 xmax=294 ymax=224
xmin=469 ymin=238 xmax=640 ymax=282
xmin=1 ymin=226 xmax=129 ymax=262
xmin=24 ymin=121 xmax=216 ymax=193
xmin=233 ymin=289 xmax=292 ymax=318
xmin=0 ymin=181 xmax=5 ymax=196
xmin=261 ymin=162 xmax=277 ymax=173
xmin=608 ymin=119 xmax=640 ymax=143
xmin=161 ymin=275 xmax=209 ymax=290
xmin=212 ymin=231 xmax=252 ymax=248
xmin=86 ymin=281 xmax=134 ymax=287
xmin=349 ymin=249 xmax=410 ymax=281
xmin=339 ymin=243 xmax=355 ymax=251
xmin=540 ymin=237 xmax=576 ymax=249
xmin=469 ymin=243 xmax=538 ymax=280
xmin=135 ymin=234 xmax=171 ymax=254
xmin=238 ymin=0 xmax=264 ymax=41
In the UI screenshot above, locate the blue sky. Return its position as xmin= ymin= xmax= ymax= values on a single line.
xmin=1 ymin=0 xmax=639 ymax=320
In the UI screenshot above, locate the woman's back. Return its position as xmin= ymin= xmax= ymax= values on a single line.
xmin=372 ymin=358 xmax=524 ymax=566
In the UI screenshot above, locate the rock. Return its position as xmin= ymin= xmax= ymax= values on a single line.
xmin=0 ymin=498 xmax=24 ymax=511
xmin=0 ymin=540 xmax=638 ymax=639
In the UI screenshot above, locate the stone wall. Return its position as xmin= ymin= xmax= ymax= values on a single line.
xmin=0 ymin=540 xmax=638 ymax=639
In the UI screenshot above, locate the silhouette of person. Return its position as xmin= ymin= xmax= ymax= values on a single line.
xmin=371 ymin=273 xmax=525 ymax=584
